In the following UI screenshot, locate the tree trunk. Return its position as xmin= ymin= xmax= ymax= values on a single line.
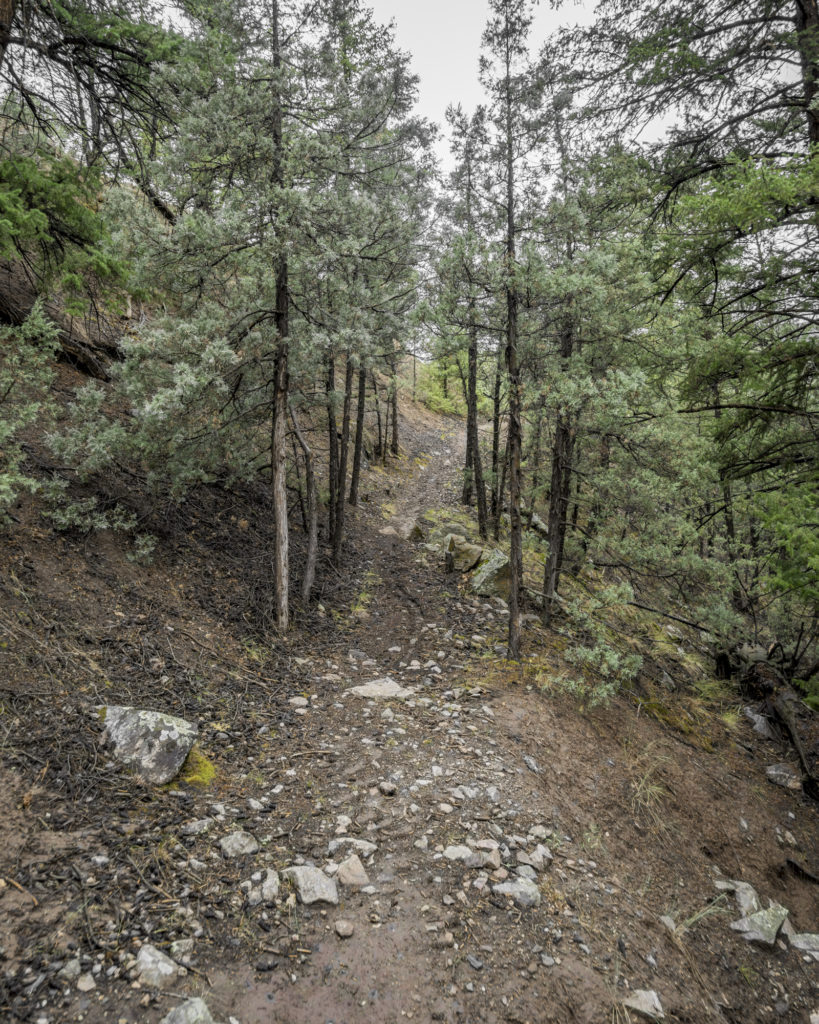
xmin=382 ymin=383 xmax=390 ymax=465
xmin=390 ymin=361 xmax=399 ymax=456
xmin=291 ymin=409 xmax=318 ymax=603
xmin=490 ymin=344 xmax=503 ymax=523
xmin=0 ymin=0 xmax=16 ymax=72
xmin=332 ymin=353 xmax=354 ymax=565
xmin=372 ymin=370 xmax=383 ymax=456
xmin=505 ymin=186 xmax=523 ymax=657
xmin=494 ymin=427 xmax=510 ymax=542
xmin=527 ymin=390 xmax=545 ymax=521
xmin=349 ymin=361 xmax=367 ymax=505
xmin=795 ymin=0 xmax=819 ymax=145
xmin=326 ymin=354 xmax=338 ymax=541
xmin=270 ymin=0 xmax=289 ymax=632
xmin=463 ymin=306 xmax=488 ymax=537
xmin=543 ymin=411 xmax=573 ymax=626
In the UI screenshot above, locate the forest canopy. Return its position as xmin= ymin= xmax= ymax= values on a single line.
xmin=0 ymin=0 xmax=816 ymax=701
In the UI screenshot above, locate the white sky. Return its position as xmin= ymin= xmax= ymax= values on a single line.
xmin=365 ymin=0 xmax=596 ymax=159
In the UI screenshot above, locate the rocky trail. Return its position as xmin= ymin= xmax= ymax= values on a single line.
xmin=0 ymin=413 xmax=817 ymax=1024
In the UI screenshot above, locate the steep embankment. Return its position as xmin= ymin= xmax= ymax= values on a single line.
xmin=0 ymin=403 xmax=816 ymax=1024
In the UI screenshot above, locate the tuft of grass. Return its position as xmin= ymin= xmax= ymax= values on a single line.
xmin=738 ymin=964 xmax=760 ymax=989
xmin=626 ymin=741 xmax=671 ymax=835
xmin=180 ymin=745 xmax=216 ymax=788
xmin=679 ymin=893 xmax=731 ymax=934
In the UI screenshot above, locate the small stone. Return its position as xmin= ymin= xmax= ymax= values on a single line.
xmin=438 ymin=931 xmax=455 ymax=948
xmin=466 ymin=849 xmax=501 ymax=870
xmin=182 ymin=818 xmax=214 ymax=836
xmin=283 ymin=865 xmax=339 ymax=905
xmin=76 ymin=973 xmax=96 ymax=992
xmin=529 ymin=844 xmax=552 ymax=870
xmin=379 ymin=780 xmax=397 ymax=796
xmin=170 ymin=939 xmax=194 ymax=959
xmin=466 ymin=954 xmax=484 ymax=970
xmin=288 ymin=696 xmax=309 ymax=708
xmin=622 ymin=990 xmax=665 ymax=1020
xmin=493 ymin=877 xmax=541 ymax=909
xmin=337 ymin=854 xmax=370 ymax=887
xmin=159 ymin=998 xmax=216 ymax=1024
xmin=335 ymin=919 xmax=355 ymax=939
xmin=766 ymin=763 xmax=802 ymax=790
xmin=58 ymin=958 xmax=81 ymax=982
xmin=220 ymin=831 xmax=259 ymax=858
xmin=439 ymin=803 xmax=455 ymax=814
xmin=443 ymin=845 xmax=473 ymax=862
xmin=136 ymin=944 xmax=178 ymax=989
xmin=328 ymin=837 xmax=378 ymax=857
xmin=789 ymin=933 xmax=819 ymax=960
xmin=347 ymin=678 xmax=414 ymax=700
xmin=260 ymin=868 xmax=280 ymax=902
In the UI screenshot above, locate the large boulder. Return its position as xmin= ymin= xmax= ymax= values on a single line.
xmin=429 ymin=521 xmax=470 ymax=545
xmin=445 ymin=534 xmax=484 ymax=573
xmin=470 ymin=549 xmax=512 ymax=600
xmin=100 ymin=706 xmax=197 ymax=785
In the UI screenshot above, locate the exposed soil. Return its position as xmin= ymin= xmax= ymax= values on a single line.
xmin=0 ymin=396 xmax=817 ymax=1024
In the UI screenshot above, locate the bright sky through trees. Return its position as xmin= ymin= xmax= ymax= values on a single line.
xmin=365 ymin=0 xmax=595 ymax=161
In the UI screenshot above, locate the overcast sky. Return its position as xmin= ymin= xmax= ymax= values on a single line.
xmin=365 ymin=0 xmax=596 ymax=159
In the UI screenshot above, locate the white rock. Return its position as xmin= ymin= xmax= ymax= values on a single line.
xmin=181 ymin=818 xmax=214 ymax=836
xmin=492 ymin=877 xmax=541 ymax=909
xmin=790 ymin=932 xmax=819 ymax=960
xmin=328 ymin=837 xmax=378 ymax=857
xmin=100 ymin=706 xmax=197 ymax=785
xmin=288 ymin=696 xmax=309 ymax=708
xmin=136 ymin=944 xmax=179 ymax=989
xmin=283 ymin=865 xmax=339 ymax=905
xmin=247 ymin=868 xmax=280 ymax=906
xmin=622 ymin=990 xmax=665 ymax=1019
xmin=730 ymin=903 xmax=789 ymax=945
xmin=347 ymin=678 xmax=415 ymax=700
xmin=76 ymin=973 xmax=96 ymax=992
xmin=529 ymin=844 xmax=553 ymax=870
xmin=160 ymin=998 xmax=216 ymax=1024
xmin=443 ymin=845 xmax=473 ymax=862
xmin=337 ymin=854 xmax=370 ymax=887
xmin=220 ymin=831 xmax=259 ymax=858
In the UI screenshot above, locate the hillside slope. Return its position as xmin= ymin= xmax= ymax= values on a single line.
xmin=0 ymin=401 xmax=817 ymax=1024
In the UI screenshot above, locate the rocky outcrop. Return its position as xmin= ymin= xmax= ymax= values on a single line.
xmin=444 ymin=534 xmax=484 ymax=573
xmin=470 ymin=549 xmax=512 ymax=600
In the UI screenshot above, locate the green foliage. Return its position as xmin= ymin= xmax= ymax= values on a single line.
xmin=415 ymin=360 xmax=466 ymax=417
xmin=546 ymin=583 xmax=643 ymax=705
xmin=0 ymin=305 xmax=58 ymax=518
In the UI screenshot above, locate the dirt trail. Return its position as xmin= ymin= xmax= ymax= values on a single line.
xmin=1 ymin=411 xmax=817 ymax=1024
